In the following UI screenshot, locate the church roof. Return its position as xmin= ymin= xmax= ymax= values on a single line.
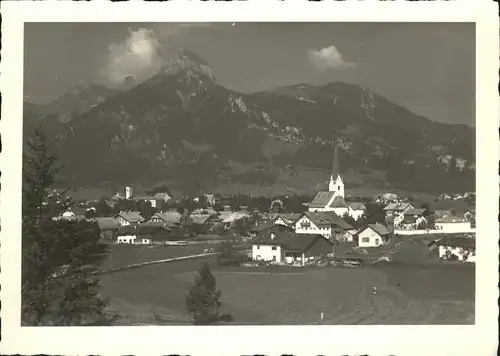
xmin=328 ymin=196 xmax=350 ymax=209
xmin=309 ymin=191 xmax=335 ymax=208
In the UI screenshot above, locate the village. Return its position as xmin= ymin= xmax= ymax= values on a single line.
xmin=51 ymin=143 xmax=477 ymax=268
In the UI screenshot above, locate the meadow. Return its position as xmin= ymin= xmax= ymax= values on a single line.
xmin=99 ymin=254 xmax=475 ymax=325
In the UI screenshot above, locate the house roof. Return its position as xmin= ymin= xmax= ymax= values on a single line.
xmin=222 ymin=212 xmax=249 ymax=223
xmin=253 ymin=230 xmax=334 ymax=252
xmin=116 ymin=211 xmax=145 ymax=223
xmin=274 ymin=214 xmax=301 ymax=224
xmin=383 ymin=202 xmax=412 ymax=211
xmin=250 ymin=222 xmax=276 ymax=233
xmin=309 ymin=191 xmax=335 ymax=208
xmin=364 ymin=223 xmax=390 ymax=236
xmin=95 ymin=217 xmax=120 ymax=230
xmin=302 ymin=211 xmax=353 ymax=230
xmin=404 ymin=208 xmax=427 ymax=216
xmin=328 ymin=196 xmax=350 ymax=209
xmin=285 ymin=233 xmax=335 ymax=253
xmin=151 ymin=211 xmax=182 ymax=224
xmin=190 ymin=214 xmax=212 ymax=225
xmin=348 ymin=202 xmax=366 ymax=210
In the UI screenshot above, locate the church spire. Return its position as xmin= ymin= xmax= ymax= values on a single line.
xmin=332 ymin=135 xmax=341 ymax=179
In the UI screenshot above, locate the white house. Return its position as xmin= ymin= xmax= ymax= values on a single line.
xmin=115 ymin=211 xmax=145 ymax=227
xmin=356 ymin=223 xmax=391 ymax=248
xmin=294 ymin=211 xmax=353 ymax=240
xmin=307 ymin=142 xmax=366 ymax=220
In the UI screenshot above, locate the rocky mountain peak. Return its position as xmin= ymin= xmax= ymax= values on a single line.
xmin=158 ymin=49 xmax=215 ymax=83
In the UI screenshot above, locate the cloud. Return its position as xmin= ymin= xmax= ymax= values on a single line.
xmin=104 ymin=28 xmax=164 ymax=85
xmin=307 ymin=45 xmax=355 ymax=70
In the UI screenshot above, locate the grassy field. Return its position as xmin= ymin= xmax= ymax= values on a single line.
xmin=99 ymin=255 xmax=475 ymax=325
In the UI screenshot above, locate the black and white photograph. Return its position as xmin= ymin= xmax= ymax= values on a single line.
xmin=1 ymin=1 xmax=498 ymax=355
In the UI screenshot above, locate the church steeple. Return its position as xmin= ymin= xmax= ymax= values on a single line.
xmin=332 ymin=141 xmax=341 ymax=180
xmin=328 ymin=135 xmax=344 ymax=197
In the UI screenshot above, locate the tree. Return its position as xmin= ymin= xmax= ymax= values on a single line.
xmin=85 ymin=209 xmax=97 ymax=220
xmin=95 ymin=197 xmax=111 ymax=217
xmin=22 ymin=127 xmax=112 ymax=326
xmin=185 ymin=263 xmax=222 ymax=325
xmin=22 ymin=126 xmax=62 ymax=219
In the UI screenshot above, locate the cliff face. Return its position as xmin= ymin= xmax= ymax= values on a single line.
xmin=24 ymin=50 xmax=475 ymax=195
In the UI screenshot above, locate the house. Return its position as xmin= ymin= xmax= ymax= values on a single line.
xmin=434 ymin=216 xmax=472 ymax=232
xmin=383 ymin=202 xmax=415 ymax=216
xmin=356 ymin=223 xmax=391 ymax=248
xmin=115 ymin=211 xmax=145 ymax=226
xmin=116 ymin=224 xmax=172 ymax=244
xmin=95 ymin=217 xmax=121 ymax=240
xmin=294 ymin=211 xmax=353 ymax=241
xmin=134 ymin=195 xmax=158 ymax=208
xmin=251 ymin=230 xmax=334 ymax=265
xmin=307 ymin=141 xmax=366 ymax=220
xmin=342 ymin=229 xmax=359 ymax=243
xmin=249 ymin=222 xmax=294 ymax=239
xmin=148 ymin=211 xmax=183 ymax=226
xmin=401 ymin=208 xmax=428 ymax=229
xmin=433 ymin=236 xmax=476 ymax=262
xmin=273 ymin=214 xmax=301 ymax=228
xmin=57 ymin=207 xmax=90 ymax=221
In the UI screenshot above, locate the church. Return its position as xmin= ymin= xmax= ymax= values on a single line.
xmin=308 ymin=142 xmax=366 ymax=220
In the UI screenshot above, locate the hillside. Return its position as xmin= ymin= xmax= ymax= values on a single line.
xmin=23 ymin=50 xmax=475 ymax=197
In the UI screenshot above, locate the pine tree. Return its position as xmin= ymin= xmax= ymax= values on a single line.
xmin=22 ymin=126 xmax=112 ymax=325
xmin=185 ymin=263 xmax=222 ymax=325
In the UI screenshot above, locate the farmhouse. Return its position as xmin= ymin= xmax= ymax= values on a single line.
xmin=252 ymin=230 xmax=334 ymax=265
xmin=114 ymin=211 xmax=145 ymax=226
xmin=295 ymin=211 xmax=353 ymax=241
xmin=356 ymin=223 xmax=391 ymax=248
xmin=116 ymin=224 xmax=172 ymax=244
xmin=95 ymin=217 xmax=121 ymax=240
xmin=307 ymin=141 xmax=366 ymax=220
xmin=434 ymin=236 xmax=476 ymax=262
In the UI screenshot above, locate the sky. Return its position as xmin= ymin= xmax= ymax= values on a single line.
xmin=24 ymin=22 xmax=475 ymax=126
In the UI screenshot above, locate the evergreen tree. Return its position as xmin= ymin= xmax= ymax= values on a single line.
xmin=22 ymin=127 xmax=112 ymax=325
xmin=95 ymin=197 xmax=111 ymax=217
xmin=185 ymin=263 xmax=222 ymax=325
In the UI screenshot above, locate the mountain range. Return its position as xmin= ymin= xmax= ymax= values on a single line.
xmin=23 ymin=49 xmax=475 ymax=197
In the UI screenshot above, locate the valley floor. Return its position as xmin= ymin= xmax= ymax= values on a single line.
xmin=99 ymin=254 xmax=474 ymax=325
